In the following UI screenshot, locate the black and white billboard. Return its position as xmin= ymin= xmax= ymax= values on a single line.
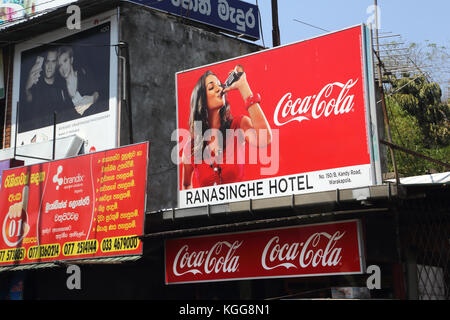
xmin=12 ymin=12 xmax=119 ymax=154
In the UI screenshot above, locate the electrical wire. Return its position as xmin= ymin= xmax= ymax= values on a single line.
xmin=379 ymin=73 xmax=425 ymax=102
xmin=376 ymin=43 xmax=425 ymax=173
xmin=293 ymin=18 xmax=330 ymax=33
xmin=372 ymin=35 xmax=430 ymax=174
xmin=378 ymin=38 xmax=448 ymax=173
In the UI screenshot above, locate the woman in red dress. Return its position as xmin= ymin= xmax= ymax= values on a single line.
xmin=182 ymin=65 xmax=272 ymax=189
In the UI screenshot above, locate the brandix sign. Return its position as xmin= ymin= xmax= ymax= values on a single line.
xmin=175 ymin=25 xmax=381 ymax=208
xmin=0 ymin=142 xmax=148 ymax=266
xmin=165 ymin=220 xmax=365 ymax=284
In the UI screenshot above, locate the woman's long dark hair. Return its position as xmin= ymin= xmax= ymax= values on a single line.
xmin=189 ymin=70 xmax=233 ymax=159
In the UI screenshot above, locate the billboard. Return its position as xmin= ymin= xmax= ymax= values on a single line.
xmin=175 ymin=25 xmax=381 ymax=208
xmin=128 ymin=0 xmax=260 ymax=40
xmin=12 ymin=12 xmax=119 ymax=153
xmin=0 ymin=142 xmax=149 ymax=266
xmin=165 ymin=220 xmax=365 ymax=284
xmin=0 ymin=0 xmax=36 ymax=24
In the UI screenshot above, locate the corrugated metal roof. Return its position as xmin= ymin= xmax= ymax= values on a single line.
xmin=387 ymin=172 xmax=450 ymax=185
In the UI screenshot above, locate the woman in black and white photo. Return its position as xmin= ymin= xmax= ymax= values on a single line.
xmin=57 ymin=46 xmax=100 ymax=119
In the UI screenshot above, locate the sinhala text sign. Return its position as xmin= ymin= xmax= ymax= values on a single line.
xmin=129 ymin=0 xmax=260 ymax=40
xmin=0 ymin=142 xmax=148 ymax=266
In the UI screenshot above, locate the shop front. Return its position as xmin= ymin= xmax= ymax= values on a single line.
xmin=0 ymin=0 xmax=448 ymax=302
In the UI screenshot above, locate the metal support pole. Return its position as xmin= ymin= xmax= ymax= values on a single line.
xmin=373 ymin=1 xmax=400 ymax=185
xmin=379 ymin=88 xmax=400 ymax=185
xmin=14 ymin=102 xmax=18 ymax=158
xmin=380 ymin=140 xmax=450 ymax=170
xmin=52 ymin=112 xmax=57 ymax=160
xmin=118 ymin=42 xmax=133 ymax=144
xmin=271 ymin=0 xmax=280 ymax=47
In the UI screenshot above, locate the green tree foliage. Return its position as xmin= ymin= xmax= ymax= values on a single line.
xmin=389 ymin=75 xmax=449 ymax=147
xmin=385 ymin=75 xmax=449 ymax=176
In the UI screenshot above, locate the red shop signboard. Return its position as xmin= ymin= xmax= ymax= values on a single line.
xmin=0 ymin=142 xmax=149 ymax=266
xmin=165 ymin=219 xmax=365 ymax=284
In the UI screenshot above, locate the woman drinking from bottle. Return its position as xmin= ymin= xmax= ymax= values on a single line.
xmin=181 ymin=64 xmax=272 ymax=189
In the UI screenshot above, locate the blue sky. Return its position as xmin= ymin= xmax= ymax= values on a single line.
xmin=36 ymin=0 xmax=448 ymax=92
xmin=250 ymin=0 xmax=449 ymax=97
xmin=38 ymin=0 xmax=449 ymax=48
xmin=251 ymin=0 xmax=450 ymax=48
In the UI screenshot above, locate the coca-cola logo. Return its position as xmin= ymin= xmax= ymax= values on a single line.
xmin=172 ymin=240 xmax=242 ymax=276
xmin=169 ymin=229 xmax=351 ymax=279
xmin=167 ymin=221 xmax=362 ymax=283
xmin=261 ymin=231 xmax=345 ymax=270
xmin=273 ymin=79 xmax=358 ymax=126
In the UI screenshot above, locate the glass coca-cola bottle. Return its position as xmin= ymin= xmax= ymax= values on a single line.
xmin=220 ymin=66 xmax=244 ymax=96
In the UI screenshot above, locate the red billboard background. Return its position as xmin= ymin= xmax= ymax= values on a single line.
xmin=176 ymin=25 xmax=376 ymax=207
xmin=165 ymin=220 xmax=365 ymax=284
xmin=0 ymin=142 xmax=148 ymax=266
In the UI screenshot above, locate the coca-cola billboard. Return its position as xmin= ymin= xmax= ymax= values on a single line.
xmin=174 ymin=24 xmax=381 ymax=208
xmin=165 ymin=220 xmax=365 ymax=284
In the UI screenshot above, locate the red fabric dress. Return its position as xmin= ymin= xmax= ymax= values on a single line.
xmin=191 ymin=115 xmax=245 ymax=187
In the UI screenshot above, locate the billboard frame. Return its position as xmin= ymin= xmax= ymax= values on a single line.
xmin=164 ymin=219 xmax=366 ymax=285
xmin=0 ymin=141 xmax=150 ymax=267
xmin=11 ymin=10 xmax=120 ymax=155
xmin=175 ymin=24 xmax=382 ymax=209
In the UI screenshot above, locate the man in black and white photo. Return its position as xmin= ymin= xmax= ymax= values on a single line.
xmin=20 ymin=47 xmax=65 ymax=134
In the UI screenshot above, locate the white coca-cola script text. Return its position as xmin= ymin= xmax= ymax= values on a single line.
xmin=172 ymin=240 xmax=242 ymax=276
xmin=261 ymin=231 xmax=346 ymax=270
xmin=274 ymin=79 xmax=358 ymax=126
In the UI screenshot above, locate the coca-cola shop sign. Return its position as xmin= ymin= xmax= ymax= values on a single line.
xmin=165 ymin=220 xmax=365 ymax=284
xmin=175 ymin=24 xmax=381 ymax=208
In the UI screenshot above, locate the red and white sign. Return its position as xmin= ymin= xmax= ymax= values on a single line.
xmin=0 ymin=142 xmax=148 ymax=266
xmin=165 ymin=220 xmax=365 ymax=284
xmin=176 ymin=25 xmax=379 ymax=208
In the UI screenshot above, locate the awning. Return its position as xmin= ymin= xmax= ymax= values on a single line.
xmin=0 ymin=255 xmax=142 ymax=272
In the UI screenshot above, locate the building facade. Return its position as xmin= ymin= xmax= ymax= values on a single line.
xmin=0 ymin=0 xmax=448 ymax=300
